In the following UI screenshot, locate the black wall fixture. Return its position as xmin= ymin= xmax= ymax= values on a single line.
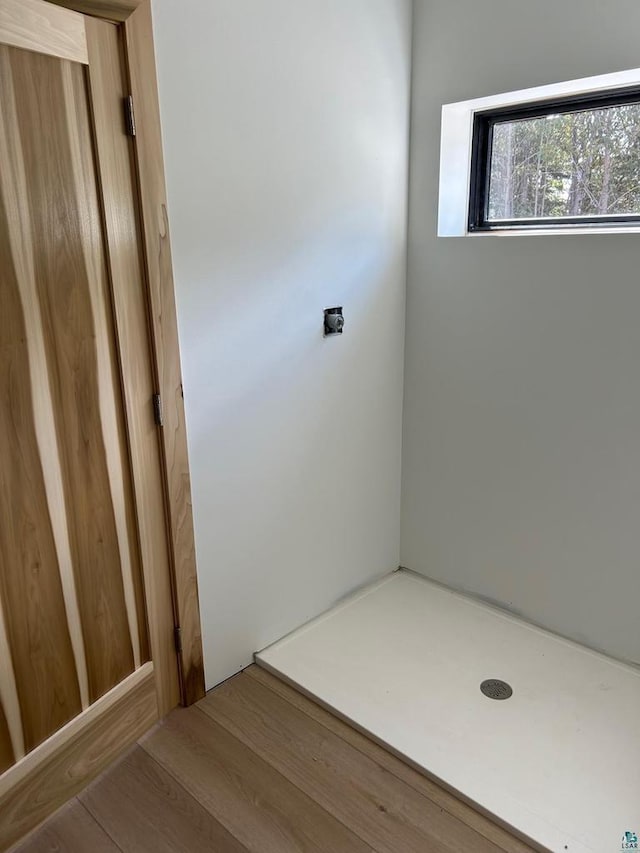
xmin=324 ymin=307 xmax=344 ymax=336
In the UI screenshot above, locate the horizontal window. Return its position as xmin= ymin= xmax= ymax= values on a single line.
xmin=469 ymin=89 xmax=640 ymax=231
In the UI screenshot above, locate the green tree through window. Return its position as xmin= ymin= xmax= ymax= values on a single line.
xmin=487 ymin=103 xmax=640 ymax=221
xmin=469 ymin=90 xmax=640 ymax=230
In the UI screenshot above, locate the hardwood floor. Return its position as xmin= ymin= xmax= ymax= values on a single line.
xmin=11 ymin=666 xmax=538 ymax=853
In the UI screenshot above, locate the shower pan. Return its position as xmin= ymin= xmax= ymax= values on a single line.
xmin=257 ymin=569 xmax=640 ymax=853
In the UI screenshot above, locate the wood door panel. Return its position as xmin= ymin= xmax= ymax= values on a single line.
xmin=0 ymin=44 xmax=151 ymax=711
xmin=8 ymin=46 xmax=135 ymax=701
xmin=62 ymin=50 xmax=150 ymax=670
xmin=0 ymin=189 xmax=82 ymax=754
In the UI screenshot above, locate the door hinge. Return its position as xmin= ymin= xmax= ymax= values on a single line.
xmin=152 ymin=393 xmax=164 ymax=427
xmin=124 ymin=95 xmax=136 ymax=137
xmin=174 ymin=626 xmax=183 ymax=655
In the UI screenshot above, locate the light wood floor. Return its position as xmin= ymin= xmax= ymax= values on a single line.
xmin=12 ymin=666 xmax=538 ymax=853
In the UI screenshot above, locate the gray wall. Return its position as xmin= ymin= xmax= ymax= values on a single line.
xmin=153 ymin=0 xmax=412 ymax=687
xmin=402 ymin=0 xmax=640 ymax=665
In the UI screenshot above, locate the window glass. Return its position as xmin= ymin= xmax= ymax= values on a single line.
xmin=487 ymin=105 xmax=640 ymax=221
xmin=469 ymin=93 xmax=640 ymax=229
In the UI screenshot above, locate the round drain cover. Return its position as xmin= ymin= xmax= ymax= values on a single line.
xmin=480 ymin=679 xmax=513 ymax=700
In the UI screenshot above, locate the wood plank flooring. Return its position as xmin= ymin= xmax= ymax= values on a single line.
xmin=10 ymin=666 xmax=539 ymax=853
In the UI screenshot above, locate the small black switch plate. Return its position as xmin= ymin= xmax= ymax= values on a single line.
xmin=324 ymin=307 xmax=344 ymax=336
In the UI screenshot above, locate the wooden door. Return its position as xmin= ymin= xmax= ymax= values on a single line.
xmin=0 ymin=0 xmax=181 ymax=845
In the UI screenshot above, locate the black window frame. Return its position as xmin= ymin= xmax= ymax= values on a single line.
xmin=468 ymin=86 xmax=640 ymax=232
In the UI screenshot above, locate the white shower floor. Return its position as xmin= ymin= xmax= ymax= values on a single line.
xmin=256 ymin=570 xmax=640 ymax=853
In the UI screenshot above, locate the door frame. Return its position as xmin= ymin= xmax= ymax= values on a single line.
xmin=49 ymin=0 xmax=205 ymax=708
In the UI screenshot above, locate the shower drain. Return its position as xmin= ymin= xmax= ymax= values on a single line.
xmin=480 ymin=679 xmax=513 ymax=700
